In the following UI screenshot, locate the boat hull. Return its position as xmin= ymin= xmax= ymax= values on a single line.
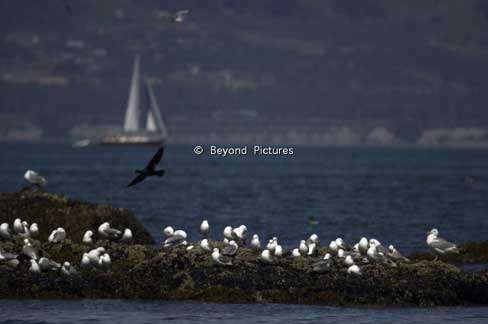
xmin=101 ymin=134 xmax=165 ymax=145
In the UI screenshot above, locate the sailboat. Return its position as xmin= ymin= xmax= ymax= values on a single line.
xmin=102 ymin=55 xmax=168 ymax=145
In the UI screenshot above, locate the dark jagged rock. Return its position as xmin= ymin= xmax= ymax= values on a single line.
xmin=1 ymin=238 xmax=488 ymax=306
xmin=1 ymin=190 xmax=488 ymax=306
xmin=0 ymin=188 xmax=153 ymax=245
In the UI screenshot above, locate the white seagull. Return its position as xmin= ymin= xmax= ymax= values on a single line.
xmin=29 ymin=223 xmax=39 ymax=238
xmin=388 ymin=245 xmax=410 ymax=262
xmin=170 ymin=10 xmax=190 ymax=23
xmin=299 ymin=240 xmax=308 ymax=255
xmin=329 ymin=241 xmax=338 ymax=255
xmin=0 ymin=223 xmax=11 ymax=239
xmin=99 ymin=253 xmax=111 ymax=269
xmin=222 ymin=240 xmax=238 ymax=256
xmin=259 ymin=249 xmax=274 ymax=264
xmin=212 ymin=248 xmax=232 ymax=266
xmin=13 ymin=218 xmax=24 ymax=234
xmin=48 ymin=227 xmax=66 ymax=243
xmin=98 ymin=222 xmax=121 ymax=240
xmin=61 ymin=262 xmax=80 ymax=277
xmin=358 ymin=237 xmax=369 ymax=255
xmin=250 ymin=234 xmax=261 ymax=251
xmin=24 ymin=170 xmax=46 ymax=185
xmin=223 ymin=226 xmax=233 ymax=240
xmin=426 ymin=228 xmax=459 ymax=256
xmin=200 ymin=238 xmax=212 ymax=252
xmin=39 ymin=257 xmax=61 ymax=271
xmin=30 ymin=259 xmax=41 ymax=274
xmin=291 ymin=248 xmax=301 ymax=258
xmin=347 ymin=264 xmax=362 ymax=276
xmin=82 ymin=230 xmax=94 ymax=245
xmin=200 ymin=220 xmax=209 ymax=238
xmin=120 ymin=228 xmax=133 ymax=243
xmin=274 ymin=244 xmax=283 ymax=257
xmin=163 ymin=226 xmax=174 ymax=237
xmin=22 ymin=239 xmax=38 ymax=260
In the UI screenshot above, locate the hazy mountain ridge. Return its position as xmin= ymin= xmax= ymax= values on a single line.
xmin=1 ymin=0 xmax=488 ymax=145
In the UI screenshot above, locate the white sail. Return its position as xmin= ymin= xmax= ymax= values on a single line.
xmin=146 ymin=110 xmax=157 ymax=132
xmin=123 ymin=54 xmax=141 ymax=132
xmin=145 ymin=82 xmax=169 ymax=139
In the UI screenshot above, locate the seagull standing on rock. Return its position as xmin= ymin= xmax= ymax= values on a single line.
xmin=358 ymin=237 xmax=369 ymax=255
xmin=24 ymin=170 xmax=46 ymax=186
xmin=388 ymin=245 xmax=410 ymax=262
xmin=98 ymin=222 xmax=121 ymax=240
xmin=299 ymin=240 xmax=308 ymax=255
xmin=120 ymin=228 xmax=133 ymax=243
xmin=39 ymin=257 xmax=61 ymax=271
xmin=222 ymin=240 xmax=238 ymax=257
xmin=48 ymin=228 xmax=66 ymax=243
xmin=291 ymin=248 xmax=301 ymax=258
xmin=99 ymin=253 xmax=111 ymax=269
xmin=13 ymin=219 xmax=24 ymax=235
xmin=251 ymin=234 xmax=261 ymax=251
xmin=347 ymin=264 xmax=362 ymax=276
xmin=29 ymin=223 xmax=39 ymax=238
xmin=259 ymin=249 xmax=274 ymax=264
xmin=0 ymin=223 xmax=11 ymax=239
xmin=82 ymin=230 xmax=94 ymax=245
xmin=200 ymin=238 xmax=211 ymax=252
xmin=329 ymin=240 xmax=339 ymax=255
xmin=61 ymin=262 xmax=80 ymax=277
xmin=426 ymin=228 xmax=460 ymax=257
xmin=163 ymin=229 xmax=187 ymax=247
xmin=223 ymin=226 xmax=233 ymax=240
xmin=232 ymin=225 xmax=247 ymax=245
xmin=274 ymin=244 xmax=283 ymax=257
xmin=200 ymin=220 xmax=209 ymax=238
xmin=212 ymin=248 xmax=232 ymax=266
xmin=22 ymin=239 xmax=38 ymax=260
xmin=30 ymin=259 xmax=41 ymax=274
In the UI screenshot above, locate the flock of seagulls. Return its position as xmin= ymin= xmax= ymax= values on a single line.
xmin=1 ymin=213 xmax=461 ymax=279
xmin=0 ymin=217 xmax=133 ymax=277
xmin=158 ymin=220 xmax=461 ymax=276
xmin=11 ymin=164 xmax=462 ymax=279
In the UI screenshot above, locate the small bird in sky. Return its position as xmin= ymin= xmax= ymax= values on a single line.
xmin=170 ymin=10 xmax=190 ymax=23
xmin=128 ymin=146 xmax=165 ymax=187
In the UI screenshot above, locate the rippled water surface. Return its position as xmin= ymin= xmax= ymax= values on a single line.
xmin=1 ymin=300 xmax=488 ymax=324
xmin=1 ymin=143 xmax=488 ymax=322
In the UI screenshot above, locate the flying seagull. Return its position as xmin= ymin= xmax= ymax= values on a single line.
xmin=128 ymin=146 xmax=165 ymax=187
xmin=170 ymin=10 xmax=190 ymax=23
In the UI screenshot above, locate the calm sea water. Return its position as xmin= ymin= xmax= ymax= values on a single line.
xmin=1 ymin=300 xmax=488 ymax=324
xmin=1 ymin=143 xmax=488 ymax=322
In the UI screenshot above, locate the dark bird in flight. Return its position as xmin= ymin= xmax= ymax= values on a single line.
xmin=128 ymin=146 xmax=165 ymax=187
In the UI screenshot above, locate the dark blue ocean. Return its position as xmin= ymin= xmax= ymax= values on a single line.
xmin=1 ymin=143 xmax=488 ymax=323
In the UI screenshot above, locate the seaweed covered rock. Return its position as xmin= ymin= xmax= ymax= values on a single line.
xmin=1 ymin=189 xmax=488 ymax=306
xmin=1 ymin=235 xmax=488 ymax=306
xmin=0 ymin=188 xmax=153 ymax=244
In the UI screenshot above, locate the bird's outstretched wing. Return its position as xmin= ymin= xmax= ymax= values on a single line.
xmin=177 ymin=9 xmax=190 ymax=16
xmin=128 ymin=173 xmax=147 ymax=187
xmin=146 ymin=146 xmax=164 ymax=170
